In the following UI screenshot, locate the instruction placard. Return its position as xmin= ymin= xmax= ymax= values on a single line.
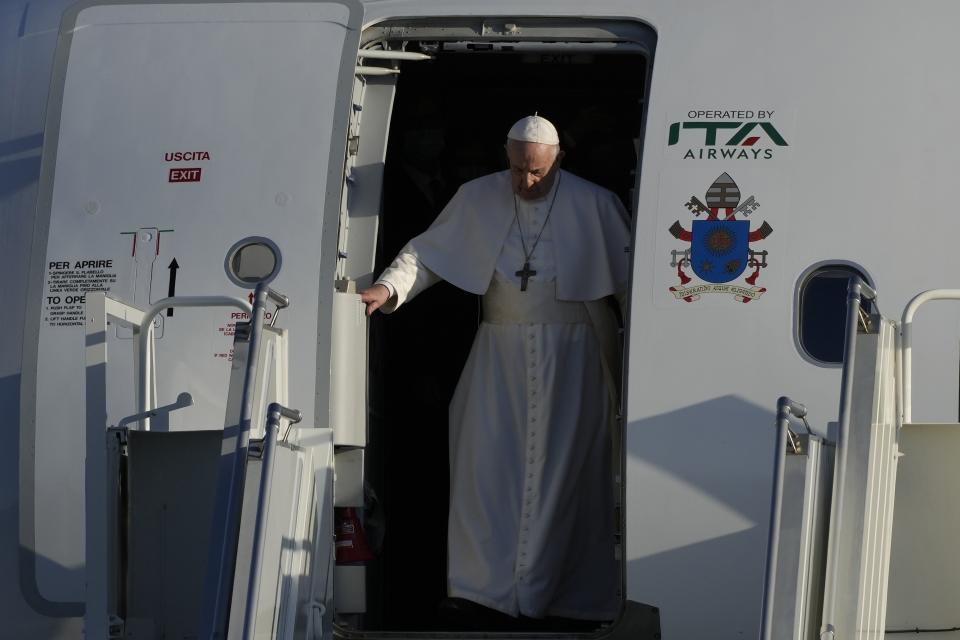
xmin=44 ymin=259 xmax=118 ymax=327
xmin=213 ymin=309 xmax=273 ymax=361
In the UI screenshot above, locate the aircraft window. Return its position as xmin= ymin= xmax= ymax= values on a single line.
xmin=224 ymin=236 xmax=282 ymax=287
xmin=797 ymin=265 xmax=870 ymax=364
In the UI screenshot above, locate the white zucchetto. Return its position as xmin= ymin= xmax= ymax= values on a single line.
xmin=507 ymin=115 xmax=560 ymax=145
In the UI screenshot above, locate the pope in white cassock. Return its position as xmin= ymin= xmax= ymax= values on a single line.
xmin=361 ymin=115 xmax=631 ymax=623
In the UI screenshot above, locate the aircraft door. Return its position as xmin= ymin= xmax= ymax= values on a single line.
xmin=20 ymin=0 xmax=361 ymax=621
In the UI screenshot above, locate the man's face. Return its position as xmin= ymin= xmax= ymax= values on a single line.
xmin=506 ymin=141 xmax=564 ymax=201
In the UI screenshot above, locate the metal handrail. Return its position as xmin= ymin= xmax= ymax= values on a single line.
xmin=900 ymin=289 xmax=960 ymax=424
xmin=200 ymin=283 xmax=285 ymax=637
xmin=136 ymin=296 xmax=252 ymax=429
xmin=761 ymin=397 xmax=808 ymax=639
xmin=819 ymin=277 xmax=877 ymax=635
xmin=837 ymin=278 xmax=878 ymax=455
xmin=83 ymin=293 xmax=251 ymax=634
xmin=242 ymin=402 xmax=302 ymax=640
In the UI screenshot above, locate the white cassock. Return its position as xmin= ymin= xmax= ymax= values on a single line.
xmin=376 ymin=169 xmax=630 ymax=620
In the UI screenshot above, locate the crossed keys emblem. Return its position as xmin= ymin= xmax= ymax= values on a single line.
xmin=686 ymin=194 xmax=760 ymax=219
xmin=667 ymin=173 xmax=773 ymax=303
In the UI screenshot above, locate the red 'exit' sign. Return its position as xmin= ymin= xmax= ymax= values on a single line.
xmin=169 ymin=167 xmax=202 ymax=183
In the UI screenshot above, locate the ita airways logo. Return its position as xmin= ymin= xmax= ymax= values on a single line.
xmin=667 ymin=173 xmax=772 ymax=303
xmin=668 ymin=110 xmax=788 ymax=160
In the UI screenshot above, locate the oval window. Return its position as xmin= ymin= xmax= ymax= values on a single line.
xmin=224 ymin=236 xmax=282 ymax=288
xmin=797 ymin=265 xmax=870 ymax=364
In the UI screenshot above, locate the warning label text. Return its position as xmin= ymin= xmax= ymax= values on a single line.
xmin=44 ymin=258 xmax=118 ymax=327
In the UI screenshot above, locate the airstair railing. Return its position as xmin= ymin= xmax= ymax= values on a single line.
xmin=200 ymin=282 xmax=290 ymax=639
xmin=762 ymin=284 xmax=960 ymax=639
xmin=832 ymin=278 xmax=877 ymax=574
xmin=820 ymin=277 xmax=877 ymax=640
xmin=761 ymin=397 xmax=808 ymax=638
xmin=760 ymin=395 xmax=833 ymax=640
xmin=838 ymin=277 xmax=878 ymax=443
xmin=136 ymin=296 xmax=252 ymax=430
xmin=242 ymin=401 xmax=302 ymax=640
xmin=84 ymin=291 xmax=254 ymax=639
xmin=900 ymin=289 xmax=960 ymax=424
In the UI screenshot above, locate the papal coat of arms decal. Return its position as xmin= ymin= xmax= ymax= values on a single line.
xmin=667 ymin=173 xmax=772 ymax=302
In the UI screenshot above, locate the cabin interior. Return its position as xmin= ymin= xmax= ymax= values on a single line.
xmin=348 ymin=22 xmax=650 ymax=633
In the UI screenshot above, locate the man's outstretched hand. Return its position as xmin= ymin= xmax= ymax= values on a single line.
xmin=360 ymin=284 xmax=391 ymax=317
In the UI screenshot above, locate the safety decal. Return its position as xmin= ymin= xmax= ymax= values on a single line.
xmin=667 ymin=173 xmax=772 ymax=303
xmin=43 ymin=259 xmax=118 ymax=326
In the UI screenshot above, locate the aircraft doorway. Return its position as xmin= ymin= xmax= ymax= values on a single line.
xmin=343 ymin=18 xmax=654 ymax=635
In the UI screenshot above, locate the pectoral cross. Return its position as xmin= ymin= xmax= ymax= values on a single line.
xmin=516 ymin=262 xmax=537 ymax=292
